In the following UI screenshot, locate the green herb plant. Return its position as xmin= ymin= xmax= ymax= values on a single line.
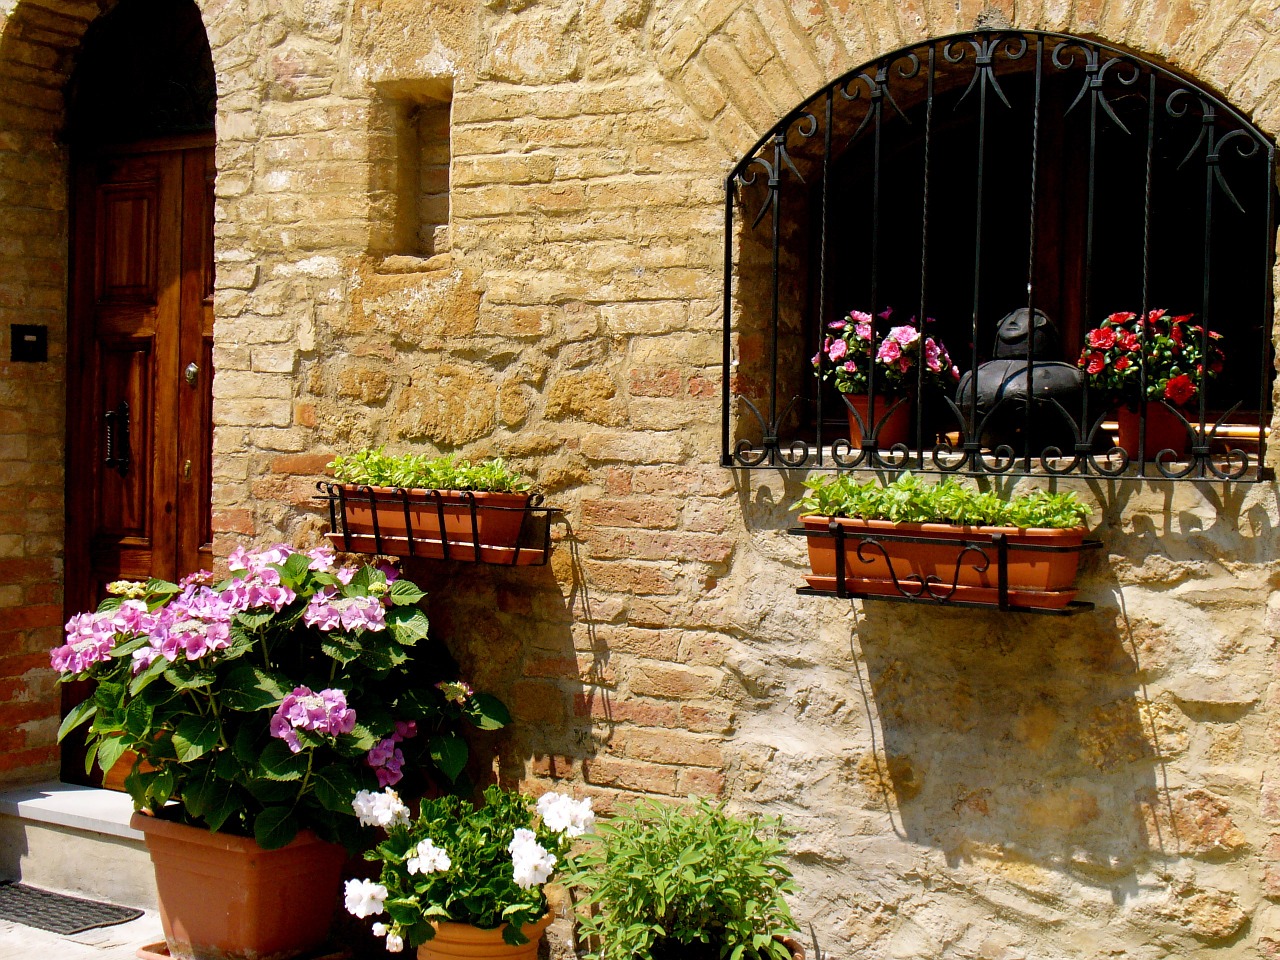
xmin=793 ymin=472 xmax=1091 ymax=529
xmin=566 ymin=798 xmax=798 ymax=960
xmin=329 ymin=448 xmax=531 ymax=493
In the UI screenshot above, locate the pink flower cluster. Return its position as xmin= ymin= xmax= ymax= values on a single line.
xmin=813 ymin=307 xmax=960 ymax=396
xmin=52 ymin=600 xmax=150 ymax=674
xmin=366 ymin=720 xmax=418 ymax=787
xmin=269 ymin=685 xmax=358 ymax=753
xmin=302 ymin=589 xmax=387 ymax=632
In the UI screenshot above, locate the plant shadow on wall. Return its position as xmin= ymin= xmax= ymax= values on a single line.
xmin=851 ymin=598 xmax=1168 ymax=899
xmin=410 ymin=520 xmax=607 ymax=792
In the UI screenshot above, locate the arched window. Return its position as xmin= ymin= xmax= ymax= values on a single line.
xmin=723 ymin=31 xmax=1276 ymax=481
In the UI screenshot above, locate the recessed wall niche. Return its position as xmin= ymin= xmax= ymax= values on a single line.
xmin=369 ymin=77 xmax=452 ymax=263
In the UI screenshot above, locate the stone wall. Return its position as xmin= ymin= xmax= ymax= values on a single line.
xmin=2 ymin=0 xmax=1280 ymax=956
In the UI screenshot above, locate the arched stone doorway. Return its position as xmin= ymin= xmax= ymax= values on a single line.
xmin=0 ymin=0 xmax=218 ymax=786
xmin=61 ymin=0 xmax=218 ymax=783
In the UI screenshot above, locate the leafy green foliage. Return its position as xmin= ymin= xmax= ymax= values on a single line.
xmin=328 ymin=448 xmax=531 ymax=493
xmin=50 ymin=548 xmax=509 ymax=851
xmin=566 ymin=798 xmax=797 ymax=960
xmin=793 ymin=471 xmax=1091 ymax=529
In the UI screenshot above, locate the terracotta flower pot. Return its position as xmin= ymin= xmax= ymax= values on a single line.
xmin=418 ymin=912 xmax=554 ymax=960
xmin=843 ymin=394 xmax=910 ymax=448
xmin=1116 ymin=403 xmax=1190 ymax=461
xmin=800 ymin=516 xmax=1087 ymax=608
xmin=331 ymin=485 xmax=532 ymax=560
xmin=131 ymin=812 xmax=345 ymax=960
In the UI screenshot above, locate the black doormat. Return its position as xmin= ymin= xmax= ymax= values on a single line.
xmin=0 ymin=880 xmax=143 ymax=935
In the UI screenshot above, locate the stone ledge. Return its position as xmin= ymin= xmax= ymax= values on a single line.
xmin=0 ymin=780 xmax=142 ymax=841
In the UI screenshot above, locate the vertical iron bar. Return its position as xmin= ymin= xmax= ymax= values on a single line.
xmin=994 ymin=533 xmax=1009 ymax=611
xmin=435 ymin=491 xmax=450 ymax=561
xmin=831 ymin=520 xmax=848 ymax=599
xmin=1138 ymin=70 xmax=1156 ymax=475
xmin=1023 ymin=35 xmax=1043 ymax=471
xmin=769 ymin=134 xmax=783 ymax=465
xmin=916 ymin=44 xmax=936 ymax=468
xmin=967 ymin=50 xmax=989 ymax=470
xmin=367 ymin=487 xmax=383 ymax=556
xmin=868 ymin=75 xmax=884 ymax=445
xmin=1198 ymin=104 xmax=1216 ymax=480
xmin=817 ymin=91 xmax=833 ymax=466
xmin=1258 ymin=145 xmax=1276 ymax=474
xmin=722 ymin=176 xmax=734 ymax=466
xmin=1082 ymin=47 xmax=1104 ymax=471
xmin=402 ymin=489 xmax=416 ymax=558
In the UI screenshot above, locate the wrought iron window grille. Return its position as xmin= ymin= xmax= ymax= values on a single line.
xmin=722 ymin=30 xmax=1277 ymax=481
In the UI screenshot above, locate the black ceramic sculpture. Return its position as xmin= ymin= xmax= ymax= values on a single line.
xmin=955 ymin=308 xmax=1085 ymax=454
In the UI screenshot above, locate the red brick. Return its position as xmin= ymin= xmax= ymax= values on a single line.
xmin=631 ymin=466 xmax=735 ymax=497
xmin=582 ymin=561 xmax=678 ymax=596
xmin=677 ymin=767 xmax=725 ymax=796
xmin=23 ymin=582 xmax=61 ymax=605
xmin=271 ymin=453 xmax=334 ymax=475
xmin=608 ymin=728 xmax=724 ymax=767
xmin=2 ymin=604 xmax=60 ymax=630
xmin=574 ymin=692 xmax=680 ymax=727
xmin=627 ymin=662 xmax=721 ymax=699
xmin=586 ymin=530 xmax=733 ymax=564
xmin=510 ymin=681 xmax=567 ymax=724
xmin=583 ymin=756 xmax=678 ymax=794
xmin=603 ymin=467 xmax=632 ymax=495
xmin=530 ymin=754 xmax=581 ymax=780
xmin=588 ymin=626 xmax=680 ymax=659
xmin=582 ymin=498 xmax=680 ymax=530
xmin=212 ymin=508 xmax=256 ymax=535
xmin=0 ymin=699 xmax=56 ymax=727
xmin=629 ymin=368 xmax=681 ymax=397
xmin=0 ymin=743 xmax=58 ymax=775
xmin=0 ymin=651 xmax=55 ymax=677
xmin=0 ymin=558 xmax=57 ymax=582
xmin=687 ymin=374 xmax=718 ymax=398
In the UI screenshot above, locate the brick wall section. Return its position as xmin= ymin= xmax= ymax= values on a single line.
xmin=2 ymin=0 xmax=1280 ymax=955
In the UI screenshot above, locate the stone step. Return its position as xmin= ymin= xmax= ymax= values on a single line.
xmin=0 ymin=781 xmax=156 ymax=910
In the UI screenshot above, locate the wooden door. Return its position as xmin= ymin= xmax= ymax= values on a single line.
xmin=63 ymin=140 xmax=214 ymax=779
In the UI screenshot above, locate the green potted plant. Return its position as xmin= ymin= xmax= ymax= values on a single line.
xmin=325 ymin=449 xmax=537 ymax=562
xmin=566 ymin=797 xmax=802 ymax=960
xmin=793 ymin=472 xmax=1093 ymax=608
xmin=351 ymin=785 xmax=594 ymax=958
xmin=50 ymin=542 xmax=509 ymax=960
xmin=813 ymin=309 xmax=960 ymax=448
xmin=1077 ymin=308 xmax=1225 ymax=459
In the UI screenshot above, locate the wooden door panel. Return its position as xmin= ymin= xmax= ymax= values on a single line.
xmin=93 ymin=340 xmax=153 ymax=537
xmin=97 ymin=184 xmax=158 ymax=302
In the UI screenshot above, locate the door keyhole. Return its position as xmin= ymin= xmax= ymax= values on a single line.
xmin=184 ymin=362 xmax=199 ymax=387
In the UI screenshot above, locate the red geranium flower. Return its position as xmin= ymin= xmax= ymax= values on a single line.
xmin=1085 ymin=352 xmax=1106 ymax=375
xmin=1107 ymin=311 xmax=1136 ymax=324
xmin=1114 ymin=356 xmax=1131 ymax=371
xmin=1121 ymin=333 xmax=1141 ymax=352
xmin=1087 ymin=327 xmax=1117 ymax=349
xmin=1164 ymin=374 xmax=1196 ymax=406
xmin=1144 ymin=308 xmax=1168 ymax=326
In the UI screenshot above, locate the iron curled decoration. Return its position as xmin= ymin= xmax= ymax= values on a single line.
xmin=722 ymin=28 xmax=1276 ymax=481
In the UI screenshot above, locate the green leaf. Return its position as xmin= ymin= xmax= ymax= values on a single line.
xmin=95 ymin=735 xmax=130 ymax=777
xmin=429 ymin=732 xmax=468 ymax=782
xmin=336 ymin=723 xmax=379 ymax=753
xmin=109 ymin=636 xmax=149 ymax=659
xmin=278 ymin=552 xmax=312 ymax=586
xmin=128 ymin=656 xmax=168 ymax=696
xmin=386 ymin=606 xmax=429 ymax=647
xmin=219 ymin=664 xmax=289 ymax=711
xmin=311 ymin=765 xmax=362 ymax=814
xmin=122 ymin=696 xmax=154 ymax=738
xmin=254 ymin=807 xmax=299 ymax=850
xmin=345 ymin=565 xmax=376 ymax=598
xmin=57 ymin=701 xmax=97 ymax=743
xmin=82 ymin=739 xmax=100 ymax=777
xmin=164 ymin=664 xmax=218 ymax=691
xmin=320 ymin=632 xmax=364 ymax=665
xmin=258 ymin=739 xmax=308 ymax=781
xmin=388 ymin=579 xmax=426 ymax=606
xmin=235 ymin=609 xmax=273 ymax=630
xmin=172 ymin=715 xmax=220 ymax=762
xmin=463 ymin=693 xmax=511 ymax=731
xmin=385 ymin=898 xmax=423 ymax=925
xmin=145 ymin=578 xmax=182 ymax=597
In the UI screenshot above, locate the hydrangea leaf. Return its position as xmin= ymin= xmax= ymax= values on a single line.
xmin=463 ymin=693 xmax=511 ymax=731
xmin=312 ymin=765 xmax=362 ymax=813
xmin=387 ymin=607 xmax=429 ymax=647
xmin=57 ymin=700 xmax=96 ymax=743
xmin=388 ymin=579 xmax=426 ymax=606
xmin=429 ymin=732 xmax=468 ymax=782
xmin=257 ymin=739 xmax=308 ymax=781
xmin=218 ymin=664 xmax=289 ymax=711
xmin=95 ymin=734 xmax=130 ymax=776
xmin=254 ymin=806 xmax=299 ymax=850
xmin=172 ymin=715 xmax=220 ymax=762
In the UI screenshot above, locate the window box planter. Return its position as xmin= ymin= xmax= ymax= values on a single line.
xmin=794 ymin=517 xmax=1098 ymax=612
xmin=320 ymin=483 xmax=558 ymax=565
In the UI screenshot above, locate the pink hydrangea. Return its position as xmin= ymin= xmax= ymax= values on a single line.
xmin=366 ymin=719 xmax=419 ymax=787
xmin=270 ymin=686 xmax=357 ymax=753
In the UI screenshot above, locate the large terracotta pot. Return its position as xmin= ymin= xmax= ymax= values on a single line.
xmin=843 ymin=393 xmax=910 ymax=448
xmin=330 ymin=485 xmax=532 ymax=561
xmin=418 ymin=913 xmax=553 ymax=960
xmin=800 ymin=516 xmax=1087 ymax=608
xmin=131 ymin=812 xmax=345 ymax=960
xmin=1116 ymin=403 xmax=1190 ymax=461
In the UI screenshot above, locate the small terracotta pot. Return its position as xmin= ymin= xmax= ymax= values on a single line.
xmin=1116 ymin=403 xmax=1190 ymax=460
xmin=417 ymin=913 xmax=554 ymax=960
xmin=843 ymin=394 xmax=910 ymax=448
xmin=800 ymin=516 xmax=1087 ymax=607
xmin=334 ymin=485 xmax=532 ymax=559
xmin=131 ymin=812 xmax=345 ymax=960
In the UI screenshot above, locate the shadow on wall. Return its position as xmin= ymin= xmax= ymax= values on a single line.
xmin=410 ymin=519 xmax=605 ymax=794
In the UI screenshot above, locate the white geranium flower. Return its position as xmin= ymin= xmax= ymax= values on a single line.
xmin=344 ymin=878 xmax=388 ymax=918
xmin=508 ymin=828 xmax=557 ymax=890
xmin=385 ymin=932 xmax=404 ymax=953
xmin=406 ymin=838 xmax=452 ymax=875
xmin=536 ymin=792 xmax=596 ymax=837
xmin=352 ymin=788 xmax=410 ymax=828
xmin=371 ymin=923 xmax=389 ymax=937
